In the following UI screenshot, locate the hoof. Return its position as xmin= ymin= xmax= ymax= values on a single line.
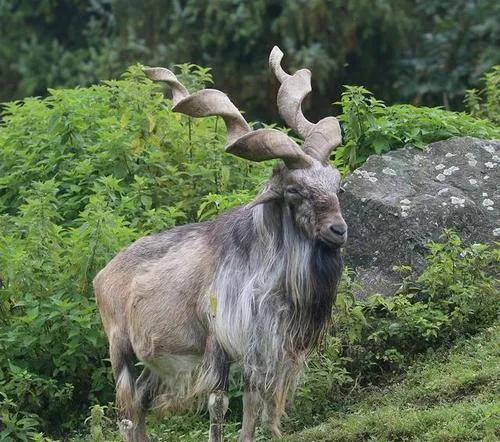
xmin=118 ymin=418 xmax=134 ymax=434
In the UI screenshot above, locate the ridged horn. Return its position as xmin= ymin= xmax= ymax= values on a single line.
xmin=226 ymin=129 xmax=313 ymax=169
xmin=143 ymin=67 xmax=189 ymax=105
xmin=144 ymin=67 xmax=251 ymax=145
xmin=269 ymin=46 xmax=342 ymax=164
xmin=144 ymin=66 xmax=311 ymax=169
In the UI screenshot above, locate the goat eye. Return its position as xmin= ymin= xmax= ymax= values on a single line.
xmin=286 ymin=186 xmax=300 ymax=195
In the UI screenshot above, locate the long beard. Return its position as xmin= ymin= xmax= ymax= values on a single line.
xmin=210 ymin=203 xmax=343 ymax=396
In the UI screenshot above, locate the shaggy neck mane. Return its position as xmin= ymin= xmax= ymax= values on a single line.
xmin=211 ymin=200 xmax=343 ymax=355
xmin=255 ymin=200 xmax=343 ymax=349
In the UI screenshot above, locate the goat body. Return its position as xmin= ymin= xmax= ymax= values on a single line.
xmin=95 ymin=200 xmax=342 ymax=439
xmin=95 ymin=46 xmax=346 ymax=442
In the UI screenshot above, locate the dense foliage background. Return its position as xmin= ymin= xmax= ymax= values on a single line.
xmin=1 ymin=0 xmax=500 ymax=120
xmin=0 ymin=61 xmax=498 ymax=440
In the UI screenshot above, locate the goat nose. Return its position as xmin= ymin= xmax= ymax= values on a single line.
xmin=329 ymin=224 xmax=347 ymax=236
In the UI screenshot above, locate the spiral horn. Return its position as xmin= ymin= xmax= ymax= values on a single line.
xmin=269 ymin=46 xmax=342 ymax=164
xmin=144 ymin=66 xmax=312 ymax=169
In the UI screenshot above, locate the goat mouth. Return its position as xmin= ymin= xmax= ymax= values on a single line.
xmin=318 ymin=232 xmax=347 ymax=248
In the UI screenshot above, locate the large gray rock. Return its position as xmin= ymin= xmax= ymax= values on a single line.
xmin=340 ymin=137 xmax=499 ymax=297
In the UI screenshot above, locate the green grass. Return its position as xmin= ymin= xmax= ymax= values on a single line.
xmin=285 ymin=324 xmax=500 ymax=441
xmin=69 ymin=324 xmax=499 ymax=441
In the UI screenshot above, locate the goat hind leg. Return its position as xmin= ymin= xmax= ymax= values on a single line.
xmin=109 ymin=337 xmax=136 ymax=441
xmin=109 ymin=337 xmax=149 ymax=442
xmin=131 ymin=367 xmax=160 ymax=442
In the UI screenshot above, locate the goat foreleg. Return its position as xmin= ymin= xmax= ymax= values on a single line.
xmin=201 ymin=335 xmax=230 ymax=442
xmin=239 ymin=380 xmax=260 ymax=442
xmin=208 ymin=389 xmax=229 ymax=442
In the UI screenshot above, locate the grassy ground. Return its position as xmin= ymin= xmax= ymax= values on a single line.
xmin=285 ymin=324 xmax=500 ymax=442
xmin=70 ymin=323 xmax=499 ymax=441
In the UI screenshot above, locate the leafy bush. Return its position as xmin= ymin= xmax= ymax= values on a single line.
xmin=0 ymin=64 xmax=267 ymax=223
xmin=0 ymin=180 xmax=131 ymax=435
xmin=465 ymin=65 xmax=500 ymax=125
xmin=0 ymin=65 xmax=270 ymax=438
xmin=0 ymin=391 xmax=48 ymax=442
xmin=335 ymin=86 xmax=500 ymax=171
xmin=292 ymin=230 xmax=499 ymax=427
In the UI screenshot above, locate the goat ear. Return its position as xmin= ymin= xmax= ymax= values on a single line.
xmin=226 ymin=128 xmax=313 ymax=169
xmin=248 ymin=186 xmax=282 ymax=208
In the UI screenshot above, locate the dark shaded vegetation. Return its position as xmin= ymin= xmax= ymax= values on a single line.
xmin=1 ymin=0 xmax=499 ymax=120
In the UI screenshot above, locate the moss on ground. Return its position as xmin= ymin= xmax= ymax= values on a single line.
xmin=285 ymin=324 xmax=500 ymax=442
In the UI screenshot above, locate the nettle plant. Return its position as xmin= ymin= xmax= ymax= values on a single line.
xmin=0 ymin=64 xmax=270 ymax=224
xmin=464 ymin=65 xmax=500 ymax=125
xmin=335 ymin=85 xmax=500 ymax=172
xmin=0 ymin=65 xmax=271 ymax=436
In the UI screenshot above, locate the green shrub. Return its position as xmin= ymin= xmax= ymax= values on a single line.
xmin=0 ymin=391 xmax=49 ymax=442
xmin=291 ymin=230 xmax=499 ymax=428
xmin=0 ymin=180 xmax=131 ymax=434
xmin=335 ymin=86 xmax=500 ymax=171
xmin=465 ymin=65 xmax=500 ymax=125
xmin=0 ymin=64 xmax=267 ymax=223
xmin=0 ymin=65 xmax=269 ymax=438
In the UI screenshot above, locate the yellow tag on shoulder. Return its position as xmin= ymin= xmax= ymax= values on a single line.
xmin=209 ymin=294 xmax=217 ymax=317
